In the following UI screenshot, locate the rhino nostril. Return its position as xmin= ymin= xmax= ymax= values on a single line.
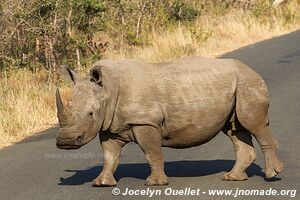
xmin=76 ymin=135 xmax=82 ymax=142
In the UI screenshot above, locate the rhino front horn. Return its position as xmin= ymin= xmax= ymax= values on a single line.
xmin=56 ymin=88 xmax=69 ymax=126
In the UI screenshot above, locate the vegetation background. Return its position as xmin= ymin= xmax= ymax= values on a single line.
xmin=0 ymin=0 xmax=300 ymax=148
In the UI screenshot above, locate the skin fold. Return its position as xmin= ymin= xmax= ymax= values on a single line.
xmin=55 ymin=56 xmax=283 ymax=186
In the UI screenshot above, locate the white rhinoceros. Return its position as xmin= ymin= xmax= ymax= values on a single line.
xmin=56 ymin=56 xmax=283 ymax=186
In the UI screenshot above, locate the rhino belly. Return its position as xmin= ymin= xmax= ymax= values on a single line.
xmin=161 ymin=122 xmax=224 ymax=149
xmin=161 ymin=100 xmax=234 ymax=149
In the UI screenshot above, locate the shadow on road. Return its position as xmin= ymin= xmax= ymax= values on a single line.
xmin=19 ymin=127 xmax=58 ymax=144
xmin=58 ymin=159 xmax=266 ymax=186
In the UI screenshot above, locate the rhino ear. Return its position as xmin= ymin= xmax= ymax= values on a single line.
xmin=90 ymin=67 xmax=103 ymax=86
xmin=60 ymin=65 xmax=78 ymax=84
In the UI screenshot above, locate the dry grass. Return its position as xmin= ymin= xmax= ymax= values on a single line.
xmin=108 ymin=10 xmax=300 ymax=61
xmin=1 ymin=5 xmax=300 ymax=148
xmin=0 ymin=70 xmax=73 ymax=147
xmin=0 ymin=70 xmax=57 ymax=147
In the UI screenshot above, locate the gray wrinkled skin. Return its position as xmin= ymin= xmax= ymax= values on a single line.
xmin=56 ymin=56 xmax=283 ymax=186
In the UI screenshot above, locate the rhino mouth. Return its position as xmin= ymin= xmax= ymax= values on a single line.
xmin=56 ymin=135 xmax=83 ymax=149
xmin=56 ymin=143 xmax=81 ymax=149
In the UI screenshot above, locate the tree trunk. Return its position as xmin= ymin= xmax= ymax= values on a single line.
xmin=136 ymin=2 xmax=146 ymax=38
xmin=76 ymin=48 xmax=81 ymax=69
xmin=67 ymin=7 xmax=81 ymax=69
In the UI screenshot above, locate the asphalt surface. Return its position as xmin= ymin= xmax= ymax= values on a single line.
xmin=1 ymin=30 xmax=300 ymax=200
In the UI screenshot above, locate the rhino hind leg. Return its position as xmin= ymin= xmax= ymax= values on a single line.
xmin=222 ymin=120 xmax=256 ymax=181
xmin=247 ymin=126 xmax=283 ymax=179
xmin=235 ymin=80 xmax=283 ymax=179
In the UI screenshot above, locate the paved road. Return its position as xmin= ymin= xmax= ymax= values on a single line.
xmin=1 ymin=31 xmax=300 ymax=200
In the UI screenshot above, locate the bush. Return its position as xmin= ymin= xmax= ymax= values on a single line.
xmin=0 ymin=0 xmax=299 ymax=71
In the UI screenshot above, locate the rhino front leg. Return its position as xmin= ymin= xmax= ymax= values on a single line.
xmin=93 ymin=133 xmax=128 ymax=187
xmin=133 ymin=126 xmax=168 ymax=186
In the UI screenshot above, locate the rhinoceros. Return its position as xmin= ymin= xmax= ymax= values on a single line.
xmin=55 ymin=56 xmax=283 ymax=186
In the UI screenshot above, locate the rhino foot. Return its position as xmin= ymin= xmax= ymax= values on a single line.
xmin=145 ymin=173 xmax=168 ymax=186
xmin=265 ymin=158 xmax=283 ymax=179
xmin=222 ymin=171 xmax=248 ymax=181
xmin=92 ymin=174 xmax=117 ymax=187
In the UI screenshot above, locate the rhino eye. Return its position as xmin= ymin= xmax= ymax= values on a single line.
xmin=89 ymin=112 xmax=93 ymax=116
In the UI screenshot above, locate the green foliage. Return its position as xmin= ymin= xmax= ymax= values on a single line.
xmin=282 ymin=7 xmax=297 ymax=25
xmin=167 ymin=0 xmax=200 ymax=21
xmin=72 ymin=0 xmax=106 ymax=32
xmin=252 ymin=0 xmax=272 ymax=18
xmin=190 ymin=27 xmax=212 ymax=43
xmin=125 ymin=31 xmax=147 ymax=46
xmin=0 ymin=0 xmax=299 ymax=71
xmin=207 ymin=1 xmax=230 ymax=16
xmin=36 ymin=0 xmax=56 ymax=18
